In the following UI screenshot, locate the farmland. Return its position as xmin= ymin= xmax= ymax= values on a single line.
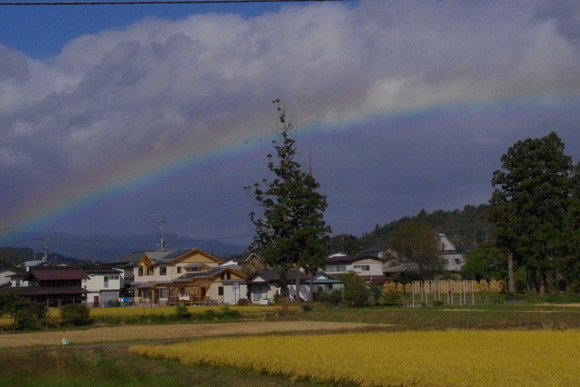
xmin=1 ymin=303 xmax=580 ymax=386
xmin=130 ymin=330 xmax=580 ymax=387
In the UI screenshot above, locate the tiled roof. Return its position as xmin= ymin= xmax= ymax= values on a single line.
xmin=28 ymin=267 xmax=89 ymax=281
xmin=325 ymin=255 xmax=382 ymax=264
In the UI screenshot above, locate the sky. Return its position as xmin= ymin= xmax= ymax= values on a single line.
xmin=0 ymin=0 xmax=580 ymax=248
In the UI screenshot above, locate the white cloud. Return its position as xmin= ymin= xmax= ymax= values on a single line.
xmin=1 ymin=0 xmax=580 ymax=237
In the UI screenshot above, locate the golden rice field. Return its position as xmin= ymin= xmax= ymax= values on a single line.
xmin=130 ymin=330 xmax=580 ymax=387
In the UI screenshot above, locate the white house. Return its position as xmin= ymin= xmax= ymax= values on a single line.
xmin=324 ymin=254 xmax=385 ymax=282
xmin=245 ymin=270 xmax=343 ymax=304
xmin=438 ymin=234 xmax=466 ymax=271
xmin=82 ymin=266 xmax=125 ymax=306
xmin=0 ymin=265 xmax=25 ymax=288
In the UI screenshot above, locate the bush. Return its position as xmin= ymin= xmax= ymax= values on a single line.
xmin=318 ymin=289 xmax=342 ymax=307
xmin=60 ymin=303 xmax=91 ymax=326
xmin=381 ymin=293 xmax=403 ymax=307
xmin=236 ymin=298 xmax=250 ymax=306
xmin=343 ymin=282 xmax=370 ymax=307
xmin=302 ymin=304 xmax=312 ymax=312
xmin=174 ymin=304 xmax=191 ymax=319
xmin=204 ymin=309 xmax=217 ymax=320
xmin=13 ymin=309 xmax=42 ymax=330
xmin=221 ymin=306 xmax=241 ymax=319
xmin=432 ymin=300 xmax=445 ymax=307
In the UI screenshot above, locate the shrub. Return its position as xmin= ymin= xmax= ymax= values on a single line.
xmin=221 ymin=306 xmax=241 ymax=319
xmin=236 ymin=298 xmax=250 ymax=306
xmin=381 ymin=292 xmax=403 ymax=307
xmin=318 ymin=289 xmax=342 ymax=307
xmin=13 ymin=309 xmax=42 ymax=330
xmin=339 ymin=272 xmax=370 ymax=307
xmin=302 ymin=304 xmax=312 ymax=312
xmin=174 ymin=304 xmax=191 ymax=320
xmin=343 ymin=282 xmax=370 ymax=307
xmin=60 ymin=303 xmax=91 ymax=326
xmin=432 ymin=300 xmax=445 ymax=307
xmin=204 ymin=309 xmax=217 ymax=320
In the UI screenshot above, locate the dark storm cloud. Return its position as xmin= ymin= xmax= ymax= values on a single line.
xmin=0 ymin=0 xmax=580 ymax=240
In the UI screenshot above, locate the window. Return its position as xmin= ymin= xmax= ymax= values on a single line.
xmin=138 ymin=267 xmax=143 ymax=276
xmin=160 ymin=267 xmax=167 ymax=276
xmin=218 ymin=287 xmax=224 ymax=296
xmin=454 ymin=259 xmax=461 ymax=265
xmin=159 ymin=288 xmax=168 ymax=298
xmin=226 ymin=272 xmax=231 ymax=280
xmin=177 ymin=266 xmax=182 ymax=274
xmin=353 ymin=265 xmax=370 ymax=271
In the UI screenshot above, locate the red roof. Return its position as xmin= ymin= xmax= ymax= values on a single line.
xmin=28 ymin=267 xmax=89 ymax=281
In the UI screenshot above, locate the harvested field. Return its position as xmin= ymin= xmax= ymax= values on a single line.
xmin=0 ymin=321 xmax=380 ymax=349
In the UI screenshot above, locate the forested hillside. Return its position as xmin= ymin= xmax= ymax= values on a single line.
xmin=328 ymin=204 xmax=494 ymax=255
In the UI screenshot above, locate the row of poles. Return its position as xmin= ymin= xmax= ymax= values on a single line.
xmin=411 ymin=280 xmax=475 ymax=308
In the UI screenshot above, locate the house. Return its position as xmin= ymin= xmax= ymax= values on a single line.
xmin=324 ymin=254 xmax=385 ymax=283
xmin=359 ymin=246 xmax=385 ymax=259
xmin=438 ymin=234 xmax=466 ymax=271
xmin=81 ymin=265 xmax=125 ymax=307
xmin=221 ymin=253 xmax=265 ymax=274
xmin=0 ymin=264 xmax=24 ymax=289
xmin=130 ymin=247 xmax=247 ymax=305
xmin=3 ymin=266 xmax=89 ymax=307
xmin=383 ymin=260 xmax=419 ymax=279
xmin=245 ymin=270 xmax=343 ymax=304
xmin=169 ymin=266 xmax=246 ymax=305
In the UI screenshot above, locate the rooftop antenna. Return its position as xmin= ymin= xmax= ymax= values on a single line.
xmin=156 ymin=220 xmax=166 ymax=250
xmin=40 ymin=237 xmax=49 ymax=263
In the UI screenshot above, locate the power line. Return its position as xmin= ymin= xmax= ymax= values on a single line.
xmin=0 ymin=0 xmax=352 ymax=6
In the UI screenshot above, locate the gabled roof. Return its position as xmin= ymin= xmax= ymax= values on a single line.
xmin=139 ymin=248 xmax=223 ymax=266
xmin=325 ymin=255 xmax=382 ymax=265
xmin=245 ymin=269 xmax=312 ymax=284
xmin=113 ymin=251 xmax=147 ymax=265
xmin=0 ymin=264 xmax=24 ymax=275
xmin=171 ymin=266 xmax=246 ymax=283
xmin=25 ymin=267 xmax=89 ymax=281
xmin=359 ymin=246 xmax=383 ymax=254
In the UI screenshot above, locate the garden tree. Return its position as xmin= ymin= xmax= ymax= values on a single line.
xmin=388 ymin=221 xmax=442 ymax=276
xmin=246 ymin=100 xmax=331 ymax=304
xmin=326 ymin=233 xmax=361 ymax=256
xmin=461 ymin=243 xmax=507 ymax=282
xmin=338 ymin=271 xmax=370 ymax=307
xmin=491 ymin=132 xmax=573 ymax=296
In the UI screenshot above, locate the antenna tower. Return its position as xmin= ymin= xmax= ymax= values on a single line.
xmin=156 ymin=220 xmax=166 ymax=250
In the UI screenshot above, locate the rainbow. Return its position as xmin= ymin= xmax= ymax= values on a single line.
xmin=2 ymin=95 xmax=579 ymax=239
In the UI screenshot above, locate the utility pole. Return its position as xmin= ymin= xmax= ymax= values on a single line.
xmin=156 ymin=220 xmax=166 ymax=250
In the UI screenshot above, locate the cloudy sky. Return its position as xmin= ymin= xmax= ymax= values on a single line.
xmin=0 ymin=0 xmax=579 ymax=247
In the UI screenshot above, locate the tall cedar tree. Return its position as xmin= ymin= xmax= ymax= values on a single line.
xmin=491 ymin=132 xmax=572 ymax=295
xmin=247 ymin=100 xmax=331 ymax=303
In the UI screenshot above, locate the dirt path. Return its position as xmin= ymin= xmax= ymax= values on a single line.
xmin=0 ymin=321 xmax=382 ymax=349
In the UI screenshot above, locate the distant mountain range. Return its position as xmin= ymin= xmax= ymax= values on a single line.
xmin=1 ymin=232 xmax=248 ymax=263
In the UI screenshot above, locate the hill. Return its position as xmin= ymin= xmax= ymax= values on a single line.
xmin=0 ymin=232 xmax=247 ymax=263
xmin=328 ymin=204 xmax=494 ymax=255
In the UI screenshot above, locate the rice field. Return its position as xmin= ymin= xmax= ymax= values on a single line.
xmin=130 ymin=330 xmax=580 ymax=387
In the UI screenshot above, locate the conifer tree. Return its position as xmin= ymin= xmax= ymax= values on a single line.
xmin=246 ymin=100 xmax=331 ymax=303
